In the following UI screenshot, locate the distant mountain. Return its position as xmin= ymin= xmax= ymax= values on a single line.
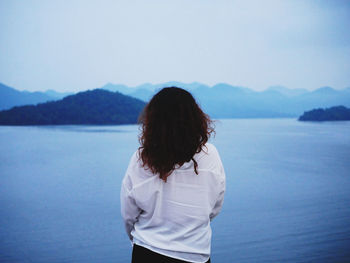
xmin=0 ymin=89 xmax=145 ymax=125
xmin=102 ymin=83 xmax=132 ymax=94
xmin=186 ymin=83 xmax=350 ymax=118
xmin=101 ymin=82 xmax=211 ymax=101
xmin=267 ymin=86 xmax=308 ymax=97
xmin=100 ymin=82 xmax=350 ymax=118
xmin=299 ymin=106 xmax=350 ymax=121
xmin=44 ymin=89 xmax=73 ymax=99
xmin=102 ymin=83 xmax=154 ymax=101
xmin=0 ymin=83 xmax=58 ymax=110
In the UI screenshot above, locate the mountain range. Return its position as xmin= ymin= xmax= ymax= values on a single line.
xmin=102 ymin=82 xmax=350 ymax=118
xmin=1 ymin=81 xmax=350 ymax=121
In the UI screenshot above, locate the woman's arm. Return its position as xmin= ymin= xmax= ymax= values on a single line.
xmin=209 ymin=155 xmax=226 ymax=221
xmin=120 ymin=174 xmax=141 ymax=241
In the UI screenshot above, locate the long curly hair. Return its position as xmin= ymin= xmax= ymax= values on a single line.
xmin=138 ymin=87 xmax=214 ymax=182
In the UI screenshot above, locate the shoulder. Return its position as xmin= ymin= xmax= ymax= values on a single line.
xmin=197 ymin=143 xmax=220 ymax=161
xmin=204 ymin=143 xmax=219 ymax=155
xmin=195 ymin=143 xmax=223 ymax=171
xmin=128 ymin=149 xmax=140 ymax=165
xmin=126 ymin=149 xmax=145 ymax=168
xmin=125 ymin=149 xmax=154 ymax=181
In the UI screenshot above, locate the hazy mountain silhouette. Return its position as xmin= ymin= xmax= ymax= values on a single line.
xmin=101 ymin=82 xmax=350 ymax=118
xmin=44 ymin=89 xmax=73 ymax=99
xmin=2 ymin=81 xmax=350 ymax=121
xmin=0 ymin=83 xmax=72 ymax=110
xmin=267 ymin=86 xmax=308 ymax=97
xmin=0 ymin=83 xmax=55 ymax=110
xmin=0 ymin=89 xmax=145 ymax=125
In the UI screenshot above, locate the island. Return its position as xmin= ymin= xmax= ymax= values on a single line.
xmin=298 ymin=105 xmax=350 ymax=121
xmin=0 ymin=89 xmax=146 ymax=125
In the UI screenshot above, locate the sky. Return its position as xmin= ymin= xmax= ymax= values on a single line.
xmin=0 ymin=0 xmax=349 ymax=92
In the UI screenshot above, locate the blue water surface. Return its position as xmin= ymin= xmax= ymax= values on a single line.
xmin=0 ymin=119 xmax=349 ymax=262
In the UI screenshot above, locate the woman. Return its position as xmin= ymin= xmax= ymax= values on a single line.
xmin=121 ymin=87 xmax=225 ymax=263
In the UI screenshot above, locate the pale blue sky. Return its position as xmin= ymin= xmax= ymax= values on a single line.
xmin=0 ymin=0 xmax=349 ymax=92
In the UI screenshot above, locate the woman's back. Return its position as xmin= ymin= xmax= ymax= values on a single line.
xmin=120 ymin=87 xmax=225 ymax=263
xmin=121 ymin=143 xmax=225 ymax=262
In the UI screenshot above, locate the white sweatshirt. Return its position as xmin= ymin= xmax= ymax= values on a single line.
xmin=120 ymin=143 xmax=225 ymax=263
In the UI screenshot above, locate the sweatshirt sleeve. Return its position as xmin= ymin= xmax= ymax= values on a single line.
xmin=120 ymin=156 xmax=142 ymax=241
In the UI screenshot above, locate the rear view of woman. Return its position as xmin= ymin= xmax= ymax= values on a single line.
xmin=121 ymin=87 xmax=225 ymax=263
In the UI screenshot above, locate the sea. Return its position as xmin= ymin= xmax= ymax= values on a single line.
xmin=0 ymin=119 xmax=349 ymax=263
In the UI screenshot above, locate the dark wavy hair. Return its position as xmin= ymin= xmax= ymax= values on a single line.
xmin=138 ymin=86 xmax=214 ymax=182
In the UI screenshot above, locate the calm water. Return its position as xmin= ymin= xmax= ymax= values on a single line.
xmin=0 ymin=119 xmax=349 ymax=263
